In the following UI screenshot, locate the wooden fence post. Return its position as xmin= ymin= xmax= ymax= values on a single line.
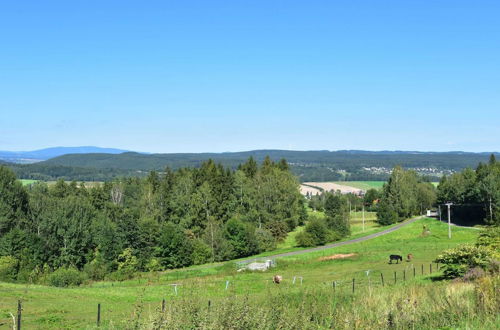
xmin=381 ymin=273 xmax=385 ymax=286
xmin=403 ymin=269 xmax=406 ymax=281
xmin=413 ymin=267 xmax=416 ymax=278
xmin=421 ymin=264 xmax=424 ymax=275
xmin=17 ymin=300 xmax=21 ymax=330
xmin=352 ymin=278 xmax=355 ymax=293
xmin=97 ymin=303 xmax=101 ymax=327
xmin=208 ymin=300 xmax=211 ymax=312
xmin=161 ymin=299 xmax=166 ymax=313
xmin=394 ymin=271 xmax=397 ymax=284
xmin=430 ymin=263 xmax=432 ymax=273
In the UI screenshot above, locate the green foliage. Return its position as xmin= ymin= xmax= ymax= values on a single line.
xmin=295 ymin=231 xmax=316 ymax=247
xmin=476 ymin=226 xmax=500 ymax=251
xmin=156 ymin=223 xmax=193 ymax=269
xmin=0 ymin=157 xmax=307 ymax=281
xmin=435 ymin=244 xmax=496 ymax=279
xmin=224 ymin=218 xmax=258 ymax=258
xmin=296 ymin=217 xmax=332 ymax=247
xmin=324 ymin=192 xmax=350 ymax=237
xmin=377 ymin=166 xmax=436 ymax=225
xmin=254 ymin=228 xmax=277 ymax=252
xmin=437 ymin=156 xmax=500 ymax=225
xmin=191 ymin=239 xmax=212 ymax=265
xmin=0 ymin=255 xmax=18 ymax=281
xmin=0 ymin=166 xmax=29 ymax=235
xmin=47 ymin=267 xmax=87 ymax=287
xmin=116 ymin=248 xmax=139 ymax=274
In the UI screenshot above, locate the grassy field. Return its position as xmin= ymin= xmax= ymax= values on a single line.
xmin=19 ymin=179 xmax=38 ymax=186
xmin=0 ymin=218 xmax=482 ymax=329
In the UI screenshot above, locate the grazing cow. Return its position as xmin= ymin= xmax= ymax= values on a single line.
xmin=389 ymin=255 xmax=403 ymax=264
xmin=273 ymin=275 xmax=282 ymax=284
xmin=407 ymin=254 xmax=413 ymax=262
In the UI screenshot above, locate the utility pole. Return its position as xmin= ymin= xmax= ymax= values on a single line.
xmin=445 ymin=202 xmax=453 ymax=239
xmin=362 ymin=203 xmax=365 ymax=232
xmin=438 ymin=205 xmax=441 ymax=221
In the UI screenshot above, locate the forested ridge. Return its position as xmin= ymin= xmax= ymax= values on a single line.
xmin=8 ymin=150 xmax=498 ymax=182
xmin=0 ymin=157 xmax=308 ymax=283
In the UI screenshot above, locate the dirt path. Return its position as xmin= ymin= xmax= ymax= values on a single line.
xmin=240 ymin=216 xmax=425 ymax=263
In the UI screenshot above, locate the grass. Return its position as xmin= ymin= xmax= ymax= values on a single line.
xmin=0 ymin=218 xmax=481 ymax=329
xmin=19 ymin=179 xmax=38 ymax=186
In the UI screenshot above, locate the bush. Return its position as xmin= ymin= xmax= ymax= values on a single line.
xmin=296 ymin=218 xmax=333 ymax=247
xmin=0 ymin=256 xmax=18 ymax=282
xmin=47 ymin=267 xmax=87 ymax=287
xmin=254 ymin=228 xmax=277 ymax=252
xmin=116 ymin=248 xmax=139 ymax=277
xmin=191 ymin=239 xmax=212 ymax=265
xmin=295 ymin=231 xmax=316 ymax=247
xmin=476 ymin=226 xmax=500 ymax=251
xmin=83 ymin=250 xmax=108 ymax=281
xmin=146 ymin=258 xmax=162 ymax=272
xmin=435 ymin=244 xmax=495 ymax=279
xmin=305 ymin=218 xmax=329 ymax=245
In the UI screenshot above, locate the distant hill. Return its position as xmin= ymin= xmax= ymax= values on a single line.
xmin=0 ymin=146 xmax=130 ymax=163
xmin=9 ymin=149 xmax=498 ymax=182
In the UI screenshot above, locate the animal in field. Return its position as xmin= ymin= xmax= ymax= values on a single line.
xmin=389 ymin=255 xmax=403 ymax=264
xmin=407 ymin=254 xmax=413 ymax=262
xmin=273 ymin=275 xmax=282 ymax=284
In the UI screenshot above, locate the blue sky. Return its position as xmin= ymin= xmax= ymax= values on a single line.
xmin=1 ymin=1 xmax=499 ymax=153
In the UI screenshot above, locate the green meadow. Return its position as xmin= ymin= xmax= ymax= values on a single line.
xmin=0 ymin=218 xmax=483 ymax=329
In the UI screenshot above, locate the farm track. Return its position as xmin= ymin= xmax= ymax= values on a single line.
xmin=240 ymin=216 xmax=426 ymax=263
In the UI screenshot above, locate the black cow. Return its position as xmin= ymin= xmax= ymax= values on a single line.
xmin=389 ymin=255 xmax=403 ymax=264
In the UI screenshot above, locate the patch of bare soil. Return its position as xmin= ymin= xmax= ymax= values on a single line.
xmin=319 ymin=253 xmax=357 ymax=261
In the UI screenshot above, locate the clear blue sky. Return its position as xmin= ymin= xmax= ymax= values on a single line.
xmin=1 ymin=1 xmax=499 ymax=153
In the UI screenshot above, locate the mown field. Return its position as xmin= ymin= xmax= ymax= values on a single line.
xmin=0 ymin=218 xmax=483 ymax=329
xmin=333 ymin=181 xmax=386 ymax=190
xmin=19 ymin=179 xmax=102 ymax=188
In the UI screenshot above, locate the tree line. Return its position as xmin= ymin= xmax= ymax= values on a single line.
xmin=0 ymin=157 xmax=307 ymax=283
xmin=437 ymin=154 xmax=499 ymax=226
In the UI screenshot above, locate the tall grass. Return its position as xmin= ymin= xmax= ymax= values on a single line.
xmin=129 ymin=275 xmax=499 ymax=329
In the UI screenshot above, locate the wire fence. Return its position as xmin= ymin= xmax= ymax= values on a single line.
xmin=5 ymin=261 xmax=442 ymax=329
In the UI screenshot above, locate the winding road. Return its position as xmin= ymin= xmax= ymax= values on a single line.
xmin=240 ymin=216 xmax=425 ymax=264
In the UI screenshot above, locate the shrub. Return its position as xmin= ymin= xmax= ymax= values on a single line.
xmin=191 ymin=239 xmax=212 ymax=265
xmin=146 ymin=257 xmax=162 ymax=272
xmin=116 ymin=248 xmax=139 ymax=275
xmin=47 ymin=267 xmax=87 ymax=287
xmin=296 ymin=218 xmax=333 ymax=247
xmin=476 ymin=226 xmax=500 ymax=251
xmin=304 ymin=218 xmax=329 ymax=245
xmin=254 ymin=228 xmax=277 ymax=252
xmin=435 ymin=244 xmax=495 ymax=279
xmin=295 ymin=231 xmax=316 ymax=247
xmin=0 ymin=256 xmax=18 ymax=282
xmin=83 ymin=250 xmax=108 ymax=281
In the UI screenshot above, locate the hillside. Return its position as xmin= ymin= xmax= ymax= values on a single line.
xmin=0 ymin=218 xmax=486 ymax=329
xmin=11 ymin=150 xmax=498 ymax=182
xmin=0 ymin=146 xmax=130 ymax=163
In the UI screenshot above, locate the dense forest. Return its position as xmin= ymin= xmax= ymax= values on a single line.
xmin=7 ymin=150 xmax=498 ymax=182
xmin=0 ymin=157 xmax=308 ymax=283
xmin=436 ymin=155 xmax=500 ymax=226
